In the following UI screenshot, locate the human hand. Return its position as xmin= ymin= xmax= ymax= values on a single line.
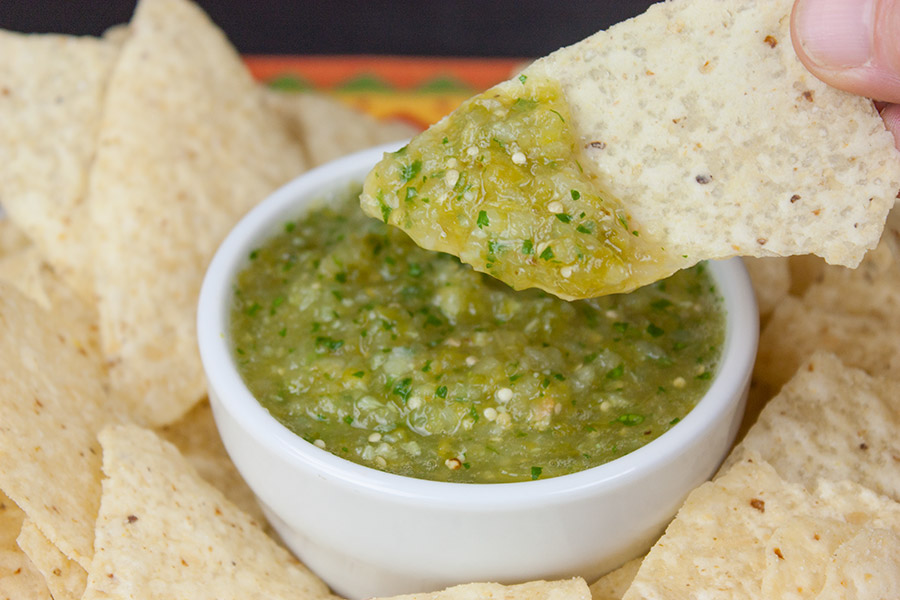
xmin=791 ymin=0 xmax=900 ymax=148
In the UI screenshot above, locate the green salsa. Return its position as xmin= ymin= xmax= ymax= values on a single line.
xmin=230 ymin=190 xmax=724 ymax=483
xmin=361 ymin=75 xmax=675 ymax=300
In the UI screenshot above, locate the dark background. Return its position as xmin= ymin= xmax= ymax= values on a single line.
xmin=1 ymin=1 xmax=658 ymax=57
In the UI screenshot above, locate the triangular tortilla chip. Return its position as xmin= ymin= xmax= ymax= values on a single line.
xmin=0 ymin=246 xmax=102 ymax=362
xmin=724 ymin=352 xmax=900 ymax=502
xmin=754 ymin=296 xmax=900 ymax=390
xmin=530 ymin=0 xmax=900 ymax=266
xmin=622 ymin=456 xmax=900 ymax=600
xmin=262 ymin=88 xmax=418 ymax=167
xmin=83 ymin=424 xmax=330 ymax=600
xmin=17 ymin=519 xmax=87 ymax=600
xmin=362 ymin=0 xmax=900 ymax=299
xmin=0 ymin=31 xmax=118 ymax=301
xmin=155 ymin=401 xmax=266 ymax=527
xmin=373 ymin=579 xmax=591 ymax=600
xmin=87 ymin=0 xmax=308 ymax=427
xmin=1 ymin=490 xmax=52 ymax=600
xmin=0 ymin=283 xmax=119 ymax=569
xmin=589 ymin=557 xmax=642 ymax=600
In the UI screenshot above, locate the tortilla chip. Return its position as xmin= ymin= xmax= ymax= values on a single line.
xmin=0 ymin=31 xmax=118 ymax=301
xmin=0 ymin=246 xmax=102 ymax=362
xmin=622 ymin=456 xmax=900 ymax=600
xmin=156 ymin=401 xmax=266 ymax=527
xmin=787 ymin=254 xmax=826 ymax=296
xmin=0 ymin=283 xmax=119 ymax=569
xmin=87 ymin=0 xmax=307 ymax=427
xmin=83 ymin=424 xmax=330 ymax=600
xmin=262 ymin=89 xmax=418 ymax=167
xmin=527 ymin=0 xmax=900 ymax=269
xmin=741 ymin=257 xmax=789 ymax=321
xmin=589 ymin=558 xmax=642 ymax=600
xmin=801 ymin=233 xmax=900 ymax=322
xmin=374 ymin=579 xmax=591 ymax=600
xmin=754 ymin=297 xmax=900 ymax=391
xmin=726 ymin=352 xmax=900 ymax=501
xmin=0 ymin=218 xmax=29 ymax=259
xmin=0 ymin=491 xmax=51 ymax=600
xmin=816 ymin=529 xmax=900 ymax=599
xmin=760 ymin=515 xmax=856 ymax=599
xmin=16 ymin=519 xmax=87 ymax=600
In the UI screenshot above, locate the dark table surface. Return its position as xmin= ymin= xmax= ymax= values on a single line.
xmin=2 ymin=1 xmax=658 ymax=57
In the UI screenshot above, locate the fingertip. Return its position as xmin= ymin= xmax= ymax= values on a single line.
xmin=879 ymin=104 xmax=900 ymax=150
xmin=791 ymin=0 xmax=900 ymax=103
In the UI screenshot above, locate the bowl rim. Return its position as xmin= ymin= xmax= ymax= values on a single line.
xmin=198 ymin=141 xmax=759 ymax=509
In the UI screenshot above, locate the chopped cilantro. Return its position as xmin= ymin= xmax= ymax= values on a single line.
xmin=400 ymin=160 xmax=422 ymax=183
xmin=539 ymin=246 xmax=554 ymax=260
xmin=555 ymin=213 xmax=572 ymax=223
xmin=606 ymin=364 xmax=625 ymax=380
xmin=476 ymin=210 xmax=490 ymax=229
xmin=646 ymin=323 xmax=665 ymax=337
xmin=530 ymin=466 xmax=542 ymax=480
xmin=393 ymin=378 xmax=413 ymax=402
xmin=435 ymin=385 xmax=448 ymax=398
xmin=616 ymin=413 xmax=644 ymax=426
xmin=522 ymin=239 xmax=534 ymax=254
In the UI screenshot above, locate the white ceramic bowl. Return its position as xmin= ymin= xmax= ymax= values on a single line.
xmin=198 ymin=142 xmax=758 ymax=599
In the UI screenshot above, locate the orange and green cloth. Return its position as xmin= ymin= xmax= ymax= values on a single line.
xmin=246 ymin=55 xmax=526 ymax=129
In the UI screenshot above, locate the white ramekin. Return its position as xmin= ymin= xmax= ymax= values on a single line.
xmin=198 ymin=142 xmax=758 ymax=599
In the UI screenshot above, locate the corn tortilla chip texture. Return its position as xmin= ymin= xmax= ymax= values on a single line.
xmin=525 ymin=0 xmax=900 ymax=269
xmin=0 ymin=31 xmax=117 ymax=301
xmin=741 ymin=257 xmax=790 ymax=321
xmin=16 ymin=519 xmax=87 ymax=600
xmin=622 ymin=456 xmax=900 ymax=600
xmin=754 ymin=296 xmax=900 ymax=390
xmin=724 ymin=352 xmax=900 ymax=502
xmin=0 ymin=218 xmax=30 ymax=259
xmin=0 ymin=283 xmax=120 ymax=570
xmin=156 ymin=401 xmax=267 ymax=527
xmin=0 ymin=491 xmax=51 ymax=600
xmin=83 ymin=424 xmax=330 ymax=600
xmin=588 ymin=557 xmax=642 ymax=600
xmin=0 ymin=245 xmax=102 ymax=363
xmin=88 ymin=0 xmax=308 ymax=427
xmin=374 ymin=578 xmax=591 ymax=600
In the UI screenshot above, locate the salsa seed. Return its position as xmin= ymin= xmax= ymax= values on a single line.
xmin=484 ymin=407 xmax=498 ymax=421
xmin=496 ymin=387 xmax=514 ymax=402
xmin=673 ymin=376 xmax=687 ymax=388
xmin=313 ymin=439 xmax=326 ymax=449
xmin=511 ymin=151 xmax=527 ymax=165
xmin=547 ymin=201 xmax=564 ymax=214
xmin=445 ymin=458 xmax=462 ymax=470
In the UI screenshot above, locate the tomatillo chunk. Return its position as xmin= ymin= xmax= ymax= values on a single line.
xmin=361 ymin=76 xmax=674 ymax=300
xmin=229 ymin=189 xmax=725 ymax=483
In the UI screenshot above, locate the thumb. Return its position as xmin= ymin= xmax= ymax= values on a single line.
xmin=791 ymin=0 xmax=900 ymax=103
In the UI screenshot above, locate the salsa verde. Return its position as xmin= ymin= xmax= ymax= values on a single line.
xmin=230 ymin=189 xmax=724 ymax=483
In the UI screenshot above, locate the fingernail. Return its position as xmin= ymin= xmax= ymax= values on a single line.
xmin=794 ymin=0 xmax=876 ymax=68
